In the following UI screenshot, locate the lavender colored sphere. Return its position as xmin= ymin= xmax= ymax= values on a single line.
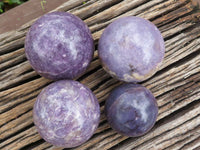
xmin=33 ymin=80 xmax=100 ymax=148
xmin=105 ymin=84 xmax=158 ymax=137
xmin=25 ymin=12 xmax=94 ymax=80
xmin=98 ymin=16 xmax=165 ymax=82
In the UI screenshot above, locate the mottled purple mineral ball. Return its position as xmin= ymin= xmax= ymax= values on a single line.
xmin=98 ymin=16 xmax=165 ymax=82
xmin=33 ymin=80 xmax=100 ymax=148
xmin=25 ymin=12 xmax=94 ymax=80
xmin=105 ymin=84 xmax=158 ymax=137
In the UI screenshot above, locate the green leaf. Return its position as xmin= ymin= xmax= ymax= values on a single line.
xmin=0 ymin=2 xmax=4 ymax=6
xmin=3 ymin=0 xmax=23 ymax=5
xmin=0 ymin=2 xmax=4 ymax=13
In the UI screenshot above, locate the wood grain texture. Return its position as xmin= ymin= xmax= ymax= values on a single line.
xmin=0 ymin=0 xmax=89 ymax=34
xmin=0 ymin=0 xmax=200 ymax=149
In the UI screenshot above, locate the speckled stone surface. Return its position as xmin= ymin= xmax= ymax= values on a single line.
xmin=25 ymin=12 xmax=94 ymax=80
xmin=33 ymin=80 xmax=100 ymax=148
xmin=98 ymin=16 xmax=165 ymax=82
xmin=105 ymin=84 xmax=158 ymax=137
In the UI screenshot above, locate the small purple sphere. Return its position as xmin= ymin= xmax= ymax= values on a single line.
xmin=25 ymin=12 xmax=94 ymax=80
xmin=33 ymin=80 xmax=100 ymax=148
xmin=98 ymin=16 xmax=165 ymax=82
xmin=105 ymin=84 xmax=158 ymax=137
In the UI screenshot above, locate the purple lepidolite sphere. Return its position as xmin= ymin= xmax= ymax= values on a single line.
xmin=33 ymin=80 xmax=100 ymax=148
xmin=25 ymin=12 xmax=94 ymax=80
xmin=98 ymin=16 xmax=165 ymax=82
xmin=105 ymin=84 xmax=158 ymax=137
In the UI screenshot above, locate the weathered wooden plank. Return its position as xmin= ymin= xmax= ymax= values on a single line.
xmin=0 ymin=0 xmax=198 ymax=93
xmin=0 ymin=0 xmax=200 ymax=149
xmin=72 ymin=0 xmax=123 ymax=19
xmin=84 ymin=0 xmax=150 ymax=26
xmin=0 ymin=110 xmax=33 ymax=140
xmin=0 ymin=0 xmax=197 ymax=123
xmin=0 ymin=48 xmax=24 ymax=64
xmin=0 ymin=126 xmax=40 ymax=150
xmin=0 ymin=16 xmax=199 ymax=106
xmin=74 ymin=54 xmax=200 ymax=150
xmin=0 ymin=0 xmax=89 ymax=34
xmin=115 ymin=101 xmax=200 ymax=150
xmin=0 ymin=0 xmax=122 ymax=52
xmin=89 ymin=0 xmax=189 ymax=32
xmin=0 ymin=0 xmax=186 ymax=52
xmin=1 ymin=44 xmax=199 ymax=149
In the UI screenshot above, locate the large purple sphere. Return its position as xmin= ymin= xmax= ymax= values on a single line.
xmin=25 ymin=12 xmax=94 ymax=80
xmin=105 ymin=84 xmax=158 ymax=137
xmin=33 ymin=80 xmax=100 ymax=148
xmin=98 ymin=16 xmax=165 ymax=82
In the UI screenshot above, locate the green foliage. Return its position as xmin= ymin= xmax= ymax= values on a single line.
xmin=0 ymin=0 xmax=26 ymax=13
xmin=4 ymin=0 xmax=23 ymax=5
xmin=0 ymin=2 xmax=4 ymax=13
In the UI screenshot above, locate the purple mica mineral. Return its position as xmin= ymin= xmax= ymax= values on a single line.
xmin=105 ymin=84 xmax=158 ymax=137
xmin=33 ymin=80 xmax=100 ymax=148
xmin=98 ymin=16 xmax=165 ymax=82
xmin=25 ymin=12 xmax=94 ymax=80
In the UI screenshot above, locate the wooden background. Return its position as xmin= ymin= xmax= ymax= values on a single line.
xmin=0 ymin=0 xmax=200 ymax=149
